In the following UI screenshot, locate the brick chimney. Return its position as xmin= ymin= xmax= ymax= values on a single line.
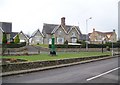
xmin=61 ymin=17 xmax=66 ymax=26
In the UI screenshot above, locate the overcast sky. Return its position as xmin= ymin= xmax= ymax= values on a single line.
xmin=0 ymin=0 xmax=119 ymax=37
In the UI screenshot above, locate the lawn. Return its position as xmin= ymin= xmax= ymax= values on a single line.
xmin=0 ymin=52 xmax=111 ymax=61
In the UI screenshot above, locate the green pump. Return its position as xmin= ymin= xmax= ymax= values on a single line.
xmin=50 ymin=34 xmax=56 ymax=55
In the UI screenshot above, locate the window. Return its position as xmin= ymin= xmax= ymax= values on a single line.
xmin=72 ymin=38 xmax=77 ymax=43
xmin=57 ymin=37 xmax=64 ymax=44
xmin=49 ymin=39 xmax=52 ymax=44
xmin=72 ymin=32 xmax=75 ymax=35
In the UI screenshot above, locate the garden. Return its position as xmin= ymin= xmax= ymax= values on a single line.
xmin=0 ymin=52 xmax=111 ymax=64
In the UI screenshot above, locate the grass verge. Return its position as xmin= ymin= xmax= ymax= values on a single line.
xmin=0 ymin=52 xmax=111 ymax=61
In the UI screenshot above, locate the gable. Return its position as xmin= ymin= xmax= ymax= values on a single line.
xmin=52 ymin=25 xmax=68 ymax=34
xmin=54 ymin=25 xmax=67 ymax=36
xmin=31 ymin=29 xmax=44 ymax=38
xmin=14 ymin=31 xmax=28 ymax=40
xmin=68 ymin=26 xmax=81 ymax=35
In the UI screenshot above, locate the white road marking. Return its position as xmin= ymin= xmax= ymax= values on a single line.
xmin=86 ymin=67 xmax=120 ymax=81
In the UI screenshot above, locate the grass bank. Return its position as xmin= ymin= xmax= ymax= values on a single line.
xmin=1 ymin=52 xmax=111 ymax=61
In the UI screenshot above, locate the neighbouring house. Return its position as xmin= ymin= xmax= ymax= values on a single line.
xmin=0 ymin=27 xmax=3 ymax=55
xmin=30 ymin=29 xmax=44 ymax=44
xmin=0 ymin=22 xmax=18 ymax=43
xmin=0 ymin=27 xmax=4 ymax=44
xmin=89 ymin=28 xmax=117 ymax=44
xmin=0 ymin=22 xmax=12 ymax=42
xmin=14 ymin=31 xmax=29 ymax=45
xmin=42 ymin=17 xmax=82 ymax=44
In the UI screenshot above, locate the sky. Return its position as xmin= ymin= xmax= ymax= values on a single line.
xmin=0 ymin=0 xmax=119 ymax=37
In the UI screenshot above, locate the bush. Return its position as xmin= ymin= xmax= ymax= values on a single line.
xmin=3 ymin=42 xmax=26 ymax=48
xmin=37 ymin=43 xmax=39 ymax=45
xmin=14 ymin=35 xmax=20 ymax=44
xmin=106 ymin=46 xmax=110 ymax=51
xmin=64 ymin=40 xmax=68 ymax=45
xmin=2 ymin=33 xmax=7 ymax=44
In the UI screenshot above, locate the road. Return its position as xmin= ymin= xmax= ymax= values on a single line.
xmin=2 ymin=56 xmax=119 ymax=83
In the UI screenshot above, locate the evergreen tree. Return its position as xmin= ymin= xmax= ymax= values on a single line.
xmin=2 ymin=33 xmax=7 ymax=44
xmin=14 ymin=34 xmax=20 ymax=43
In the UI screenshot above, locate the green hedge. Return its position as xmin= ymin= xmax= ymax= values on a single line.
xmin=82 ymin=43 xmax=119 ymax=48
xmin=49 ymin=42 xmax=120 ymax=48
xmin=2 ymin=42 xmax=26 ymax=48
xmin=49 ymin=44 xmax=81 ymax=48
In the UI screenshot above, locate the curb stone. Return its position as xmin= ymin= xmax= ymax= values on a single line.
xmin=1 ymin=55 xmax=119 ymax=77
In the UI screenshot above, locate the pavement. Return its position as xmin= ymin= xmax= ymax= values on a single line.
xmin=2 ymin=56 xmax=119 ymax=83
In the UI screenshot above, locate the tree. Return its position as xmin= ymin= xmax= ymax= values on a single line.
xmin=2 ymin=33 xmax=7 ymax=44
xmin=14 ymin=34 xmax=20 ymax=43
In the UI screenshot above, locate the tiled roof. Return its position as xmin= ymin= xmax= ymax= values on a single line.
xmin=10 ymin=32 xmax=18 ymax=38
xmin=42 ymin=23 xmax=82 ymax=35
xmin=31 ymin=29 xmax=44 ymax=38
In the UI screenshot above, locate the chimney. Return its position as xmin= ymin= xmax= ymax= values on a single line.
xmin=61 ymin=17 xmax=66 ymax=26
xmin=93 ymin=28 xmax=95 ymax=32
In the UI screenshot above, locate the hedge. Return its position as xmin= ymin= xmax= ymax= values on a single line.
xmin=49 ymin=43 xmax=120 ymax=48
xmin=2 ymin=42 xmax=26 ymax=48
xmin=49 ymin=44 xmax=81 ymax=48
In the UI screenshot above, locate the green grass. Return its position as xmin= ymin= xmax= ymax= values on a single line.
xmin=1 ymin=52 xmax=111 ymax=61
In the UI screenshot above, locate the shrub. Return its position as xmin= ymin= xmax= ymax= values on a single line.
xmin=37 ymin=43 xmax=39 ymax=45
xmin=14 ymin=35 xmax=20 ymax=44
xmin=2 ymin=33 xmax=7 ymax=44
xmin=106 ymin=46 xmax=110 ymax=51
xmin=5 ymin=42 xmax=26 ymax=48
xmin=64 ymin=40 xmax=68 ymax=45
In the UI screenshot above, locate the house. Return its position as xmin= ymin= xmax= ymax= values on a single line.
xmin=89 ymin=28 xmax=117 ymax=44
xmin=14 ymin=31 xmax=29 ymax=45
xmin=0 ymin=22 xmax=12 ymax=42
xmin=42 ymin=17 xmax=82 ymax=44
xmin=0 ymin=22 xmax=18 ymax=43
xmin=30 ymin=29 xmax=44 ymax=44
xmin=0 ymin=27 xmax=4 ymax=44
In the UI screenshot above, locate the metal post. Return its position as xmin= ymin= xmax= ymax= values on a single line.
xmin=86 ymin=19 xmax=88 ymax=51
xmin=112 ymin=41 xmax=113 ymax=56
xmin=102 ymin=40 xmax=103 ymax=53
xmin=86 ymin=17 xmax=92 ymax=52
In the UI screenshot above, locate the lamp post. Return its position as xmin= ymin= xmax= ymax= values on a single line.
xmin=112 ymin=40 xmax=114 ymax=56
xmin=86 ymin=17 xmax=92 ymax=51
xmin=101 ymin=38 xmax=105 ymax=53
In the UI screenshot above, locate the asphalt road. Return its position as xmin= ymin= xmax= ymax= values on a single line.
xmin=2 ymin=57 xmax=119 ymax=83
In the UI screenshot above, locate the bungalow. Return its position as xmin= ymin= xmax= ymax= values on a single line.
xmin=30 ymin=29 xmax=44 ymax=44
xmin=14 ymin=31 xmax=29 ymax=45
